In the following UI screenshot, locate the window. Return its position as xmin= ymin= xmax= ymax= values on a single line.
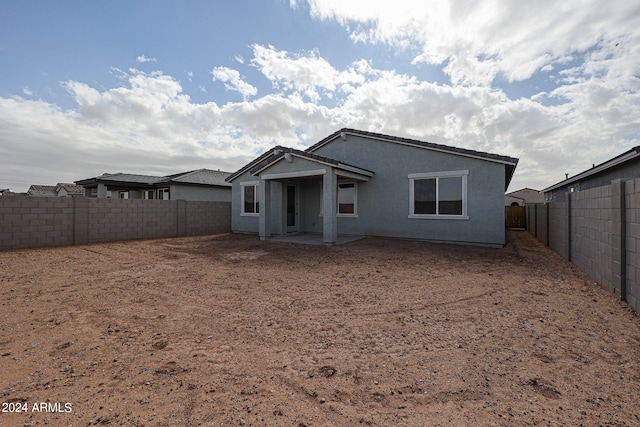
xmin=157 ymin=188 xmax=170 ymax=200
xmin=241 ymin=182 xmax=259 ymax=216
xmin=118 ymin=191 xmax=129 ymax=199
xmin=409 ymin=171 xmax=468 ymax=219
xmin=143 ymin=190 xmax=155 ymax=200
xmin=337 ymin=182 xmax=357 ymax=216
xmin=319 ymin=181 xmax=358 ymax=216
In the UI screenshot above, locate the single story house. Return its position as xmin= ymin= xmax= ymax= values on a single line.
xmin=27 ymin=183 xmax=85 ymax=197
xmin=75 ymin=169 xmax=232 ymax=201
xmin=226 ymin=128 xmax=518 ymax=247
xmin=505 ymin=188 xmax=544 ymax=206
xmin=543 ymin=146 xmax=640 ymax=202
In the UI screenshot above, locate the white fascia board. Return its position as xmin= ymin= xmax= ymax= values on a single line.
xmin=335 ymin=170 xmax=370 ymax=181
xmin=261 ymin=168 xmax=327 ymax=180
xmin=336 ymin=163 xmax=374 ymax=177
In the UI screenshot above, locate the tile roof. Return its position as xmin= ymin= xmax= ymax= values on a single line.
xmin=248 ymin=146 xmax=374 ymax=177
xmin=29 ymin=185 xmax=56 ymax=192
xmin=308 ymin=128 xmax=519 ymax=165
xmin=76 ymin=169 xmax=232 ymax=187
xmin=56 ymin=183 xmax=84 ymax=194
xmin=170 ymin=169 xmax=232 ymax=186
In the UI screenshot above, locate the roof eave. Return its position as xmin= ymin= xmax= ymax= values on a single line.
xmin=542 ymin=148 xmax=640 ymax=193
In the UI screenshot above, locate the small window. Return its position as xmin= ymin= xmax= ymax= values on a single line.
xmin=143 ymin=190 xmax=155 ymax=200
xmin=337 ymin=182 xmax=357 ymax=216
xmin=409 ymin=171 xmax=468 ymax=219
xmin=157 ymin=188 xmax=170 ymax=200
xmin=241 ymin=182 xmax=259 ymax=216
xmin=119 ymin=191 xmax=129 ymax=199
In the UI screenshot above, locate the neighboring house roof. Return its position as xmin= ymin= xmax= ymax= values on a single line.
xmin=226 ymin=128 xmax=519 ymax=186
xmin=76 ymin=169 xmax=232 ymax=187
xmin=542 ymin=146 xmax=640 ymax=193
xmin=55 ymin=183 xmax=85 ymax=195
xmin=505 ymin=188 xmax=544 ymax=204
xmin=29 ymin=185 xmax=56 ymax=192
xmin=77 ymin=173 xmax=164 ymax=186
xmin=169 ymin=169 xmax=232 ymax=186
xmin=27 ymin=183 xmax=84 ymax=197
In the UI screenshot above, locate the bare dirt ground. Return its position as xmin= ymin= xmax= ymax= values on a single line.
xmin=1 ymin=230 xmax=640 ymax=427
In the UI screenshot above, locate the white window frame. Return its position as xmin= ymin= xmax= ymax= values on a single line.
xmin=408 ymin=170 xmax=469 ymax=220
xmin=157 ymin=188 xmax=170 ymax=200
xmin=118 ymin=191 xmax=129 ymax=199
xmin=337 ymin=181 xmax=358 ymax=217
xmin=240 ymin=181 xmax=259 ymax=217
xmin=142 ymin=190 xmax=155 ymax=200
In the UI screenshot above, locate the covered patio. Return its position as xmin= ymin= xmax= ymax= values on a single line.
xmin=250 ymin=148 xmax=373 ymax=246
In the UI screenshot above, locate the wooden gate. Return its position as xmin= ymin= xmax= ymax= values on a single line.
xmin=505 ymin=206 xmax=526 ymax=228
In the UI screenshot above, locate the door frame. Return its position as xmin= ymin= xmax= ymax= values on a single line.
xmin=285 ymin=183 xmax=300 ymax=234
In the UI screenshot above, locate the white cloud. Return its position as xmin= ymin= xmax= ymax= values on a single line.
xmin=136 ymin=54 xmax=157 ymax=63
xmin=2 ymin=30 xmax=640 ymax=193
xmin=211 ymin=66 xmax=258 ymax=100
xmin=295 ymin=0 xmax=640 ymax=87
xmin=250 ymin=44 xmax=373 ymax=102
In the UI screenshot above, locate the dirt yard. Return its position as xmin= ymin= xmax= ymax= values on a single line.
xmin=1 ymin=231 xmax=639 ymax=427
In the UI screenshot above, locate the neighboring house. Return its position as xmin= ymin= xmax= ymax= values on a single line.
xmin=75 ymin=169 xmax=232 ymax=201
xmin=27 ymin=183 xmax=84 ymax=197
xmin=543 ymin=146 xmax=640 ymax=202
xmin=505 ymin=188 xmax=544 ymax=206
xmin=226 ymin=128 xmax=519 ymax=247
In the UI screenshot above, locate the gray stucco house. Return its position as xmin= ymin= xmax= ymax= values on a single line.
xmin=226 ymin=128 xmax=518 ymax=247
xmin=76 ymin=169 xmax=232 ymax=201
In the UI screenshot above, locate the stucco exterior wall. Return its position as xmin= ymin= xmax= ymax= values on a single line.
xmin=310 ymin=134 xmax=507 ymax=246
xmin=230 ymin=135 xmax=510 ymax=247
xmin=230 ymin=170 xmax=260 ymax=234
xmin=172 ymin=185 xmax=231 ymax=201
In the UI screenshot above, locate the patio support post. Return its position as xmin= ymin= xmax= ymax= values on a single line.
xmin=97 ymin=183 xmax=108 ymax=198
xmin=322 ymin=168 xmax=337 ymax=245
xmin=259 ymin=178 xmax=271 ymax=240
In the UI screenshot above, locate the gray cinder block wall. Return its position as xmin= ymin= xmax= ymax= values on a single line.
xmin=526 ymin=178 xmax=640 ymax=313
xmin=0 ymin=197 xmax=231 ymax=251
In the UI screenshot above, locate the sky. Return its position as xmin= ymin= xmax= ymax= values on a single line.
xmin=1 ymin=0 xmax=640 ymax=193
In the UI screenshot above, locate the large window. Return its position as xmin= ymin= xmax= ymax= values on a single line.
xmin=409 ymin=171 xmax=468 ymax=219
xmin=241 ymin=182 xmax=259 ymax=216
xmin=337 ymin=182 xmax=357 ymax=216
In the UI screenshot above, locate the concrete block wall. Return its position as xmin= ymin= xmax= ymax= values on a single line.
xmin=535 ymin=204 xmax=548 ymax=246
xmin=570 ymin=183 xmax=617 ymax=296
xmin=0 ymin=197 xmax=231 ymax=251
xmin=624 ymin=178 xmax=640 ymax=312
xmin=86 ymin=199 xmax=180 ymax=243
xmin=185 ymin=200 xmax=232 ymax=236
xmin=526 ymin=178 xmax=639 ymax=313
xmin=548 ymin=199 xmax=569 ymax=259
xmin=0 ymin=196 xmax=75 ymax=249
